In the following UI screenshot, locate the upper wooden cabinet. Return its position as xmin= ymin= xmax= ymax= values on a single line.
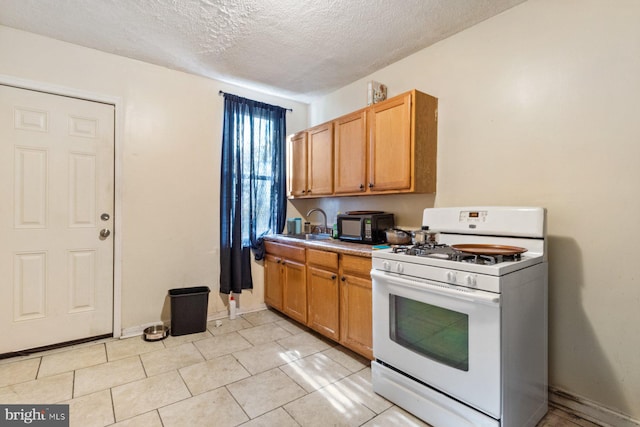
xmin=288 ymin=122 xmax=334 ymax=197
xmin=369 ymin=90 xmax=438 ymax=194
xmin=334 ymin=109 xmax=367 ymax=194
xmin=289 ymin=131 xmax=308 ymax=197
xmin=307 ymin=122 xmax=334 ymax=196
xmin=288 ymin=89 xmax=437 ymax=198
xmin=369 ymin=92 xmax=412 ymax=192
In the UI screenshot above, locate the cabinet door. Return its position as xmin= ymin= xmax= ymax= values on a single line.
xmin=307 ymin=266 xmax=340 ymax=340
xmin=307 ymin=122 xmax=333 ymax=196
xmin=283 ymin=259 xmax=307 ymax=324
xmin=334 ymin=110 xmax=367 ymax=194
xmin=340 ymin=274 xmax=373 ymax=359
xmin=289 ymin=132 xmax=308 ymax=197
xmin=264 ymin=254 xmax=284 ymax=311
xmin=368 ymin=92 xmax=412 ymax=191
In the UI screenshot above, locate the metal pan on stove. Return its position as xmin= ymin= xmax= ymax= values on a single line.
xmin=451 ymin=244 xmax=527 ymax=256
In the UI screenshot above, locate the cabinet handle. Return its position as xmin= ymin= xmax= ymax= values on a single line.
xmin=341 ymin=276 xmax=346 ymax=281
xmin=331 ymin=275 xmax=337 ymax=280
xmin=307 ymin=189 xmax=312 ymax=193
xmin=301 ymin=190 xmax=306 ymax=194
xmin=359 ymin=184 xmax=364 ymax=190
xmin=368 ymin=183 xmax=374 ymax=188
xmin=276 ymin=259 xmax=281 ymax=264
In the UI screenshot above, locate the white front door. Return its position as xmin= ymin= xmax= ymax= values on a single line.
xmin=0 ymin=84 xmax=114 ymax=354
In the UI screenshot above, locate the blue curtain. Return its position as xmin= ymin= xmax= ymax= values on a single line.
xmin=220 ymin=93 xmax=287 ymax=294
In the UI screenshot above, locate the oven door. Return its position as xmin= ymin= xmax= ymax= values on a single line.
xmin=371 ymin=269 xmax=502 ymax=418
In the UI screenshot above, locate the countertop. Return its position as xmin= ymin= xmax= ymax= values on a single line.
xmin=264 ymin=234 xmax=375 ymax=257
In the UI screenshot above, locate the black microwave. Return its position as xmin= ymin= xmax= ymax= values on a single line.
xmin=337 ymin=212 xmax=395 ymax=244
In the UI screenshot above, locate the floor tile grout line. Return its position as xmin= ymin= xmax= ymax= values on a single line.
xmin=348 ymin=371 xmax=391 ymax=417
xmin=224 ymin=383 xmax=252 ymax=423
xmin=191 ymin=338 xmax=210 ymax=361
xmin=229 ymin=344 xmax=257 ymax=375
xmin=280 ymin=405 xmax=304 ymax=427
xmin=109 ymin=387 xmax=116 ymax=424
xmin=271 ymin=352 xmax=382 ymax=423
xmin=71 ymin=369 xmax=75 ymax=399
xmin=156 ymin=409 xmax=166 ymax=427
xmin=175 ymin=365 xmax=195 ymax=398
xmin=113 ymin=369 xmax=193 ymax=424
xmin=35 ymin=355 xmax=43 ymax=380
xmin=280 ymin=349 xmax=356 ymax=393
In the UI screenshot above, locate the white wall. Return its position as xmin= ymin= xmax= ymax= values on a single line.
xmin=0 ymin=25 xmax=308 ymax=330
xmin=306 ymin=0 xmax=640 ymax=421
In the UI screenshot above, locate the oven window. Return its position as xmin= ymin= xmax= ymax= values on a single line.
xmin=390 ymin=295 xmax=469 ymax=371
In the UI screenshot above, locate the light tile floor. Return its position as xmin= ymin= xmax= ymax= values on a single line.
xmin=0 ymin=308 xmax=602 ymax=427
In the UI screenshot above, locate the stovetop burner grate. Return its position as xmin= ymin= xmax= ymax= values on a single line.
xmin=391 ymin=243 xmax=522 ymax=265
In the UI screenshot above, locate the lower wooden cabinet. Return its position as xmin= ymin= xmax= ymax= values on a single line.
xmin=340 ymin=254 xmax=373 ymax=359
xmin=264 ymin=242 xmax=373 ymax=359
xmin=264 ymin=254 xmax=284 ymax=311
xmin=282 ymin=259 xmax=307 ymax=324
xmin=264 ymin=241 xmax=307 ymax=324
xmin=307 ymin=249 xmax=340 ymax=341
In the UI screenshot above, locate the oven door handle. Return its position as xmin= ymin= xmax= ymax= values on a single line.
xmin=371 ymin=270 xmax=501 ymax=307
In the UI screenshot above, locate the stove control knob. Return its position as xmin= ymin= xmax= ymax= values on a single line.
xmin=396 ymin=263 xmax=404 ymax=273
xmin=446 ymin=271 xmax=457 ymax=283
xmin=464 ymin=274 xmax=477 ymax=287
xmin=383 ymin=261 xmax=391 ymax=271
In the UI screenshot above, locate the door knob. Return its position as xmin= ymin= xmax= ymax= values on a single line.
xmin=100 ymin=213 xmax=110 ymax=221
xmin=99 ymin=229 xmax=111 ymax=239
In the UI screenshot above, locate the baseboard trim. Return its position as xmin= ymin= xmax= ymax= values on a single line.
xmin=549 ymin=386 xmax=640 ymax=427
xmin=120 ymin=322 xmax=167 ymax=339
xmin=119 ymin=304 xmax=270 ymax=339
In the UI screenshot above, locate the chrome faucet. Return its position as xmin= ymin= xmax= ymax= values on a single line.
xmin=306 ymin=208 xmax=328 ymax=234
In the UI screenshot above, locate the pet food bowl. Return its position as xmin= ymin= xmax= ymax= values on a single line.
xmin=143 ymin=324 xmax=169 ymax=341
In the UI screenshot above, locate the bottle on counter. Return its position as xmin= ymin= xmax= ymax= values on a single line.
xmin=229 ymin=294 xmax=237 ymax=320
xmin=332 ymin=212 xmax=340 ymax=238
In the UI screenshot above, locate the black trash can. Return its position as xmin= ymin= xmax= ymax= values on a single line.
xmin=168 ymin=286 xmax=210 ymax=336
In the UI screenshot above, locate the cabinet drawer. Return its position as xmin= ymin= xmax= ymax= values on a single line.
xmin=341 ymin=254 xmax=371 ymax=277
xmin=265 ymin=241 xmax=305 ymax=263
xmin=307 ymin=249 xmax=338 ymax=271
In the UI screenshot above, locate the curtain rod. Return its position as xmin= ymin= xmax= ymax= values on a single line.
xmin=218 ymin=90 xmax=293 ymax=112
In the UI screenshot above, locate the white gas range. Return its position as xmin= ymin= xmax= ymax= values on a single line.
xmin=371 ymin=207 xmax=548 ymax=427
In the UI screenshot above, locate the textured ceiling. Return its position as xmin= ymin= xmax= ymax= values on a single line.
xmin=0 ymin=0 xmax=526 ymax=102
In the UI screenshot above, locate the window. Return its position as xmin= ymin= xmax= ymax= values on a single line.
xmin=240 ymin=115 xmax=274 ymax=246
xmin=219 ymin=93 xmax=287 ymax=294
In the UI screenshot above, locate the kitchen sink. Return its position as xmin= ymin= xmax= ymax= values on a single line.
xmin=285 ymin=233 xmax=332 ymax=241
